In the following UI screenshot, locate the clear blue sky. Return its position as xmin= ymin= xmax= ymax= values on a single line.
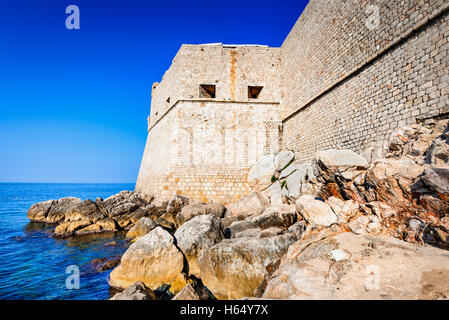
xmin=0 ymin=0 xmax=308 ymax=183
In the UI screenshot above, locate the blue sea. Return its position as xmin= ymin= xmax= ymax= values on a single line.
xmin=0 ymin=183 xmax=134 ymax=300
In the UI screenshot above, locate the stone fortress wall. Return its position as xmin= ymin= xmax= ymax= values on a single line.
xmin=136 ymin=0 xmax=449 ymax=203
xmin=135 ymin=44 xmax=282 ymax=202
xmin=281 ymin=0 xmax=449 ymax=162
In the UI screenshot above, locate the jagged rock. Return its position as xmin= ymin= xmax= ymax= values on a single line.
xmin=172 ymin=284 xmax=200 ymax=300
xmin=46 ymin=197 xmax=83 ymax=223
xmin=174 ymin=215 xmax=224 ymax=277
xmin=27 ymin=198 xmax=82 ymax=224
xmin=276 ymin=151 xmax=295 ymax=171
xmin=169 ymin=273 xmax=189 ymax=295
xmin=226 ymin=192 xmax=269 ymax=220
xmin=251 ymin=204 xmax=297 ymax=229
xmin=347 ymin=216 xmax=370 ymax=235
xmin=247 ymin=154 xmax=277 ymax=191
xmin=227 ymin=204 xmax=296 ymax=238
xmin=166 ymin=195 xmax=191 ymax=214
xmin=326 ymin=197 xmax=360 ymax=223
xmin=315 ymin=149 xmax=369 ymax=170
xmin=227 ymin=220 xmax=254 ymax=237
xmin=221 ymin=216 xmax=237 ymax=231
xmin=27 ymin=200 xmax=54 ymax=223
xmin=296 ymin=195 xmax=337 ymax=227
xmin=263 ymin=181 xmax=288 ymax=205
xmin=157 ymin=213 xmax=177 ymax=231
xmin=164 ymin=195 xmax=191 ymax=227
xmin=421 ymin=166 xmax=449 ymax=195
xmin=425 ymin=133 xmax=449 ymax=165
xmin=54 ymin=200 xmax=107 ymax=237
xmin=285 ymin=163 xmax=315 ymax=199
xmin=109 ymin=227 xmax=184 ymax=290
xmin=176 ymin=202 xmax=226 ymax=226
xmin=172 ymin=276 xmax=215 ymax=300
xmin=230 ymin=228 xmax=262 ymax=238
xmin=258 ymin=227 xmax=284 ymax=238
xmin=110 ymin=281 xmax=157 ymax=300
xmin=28 ymin=191 xmax=157 ymax=238
xmin=366 ymin=222 xmax=382 ymax=234
xmin=126 ymin=217 xmax=158 ymax=240
xmin=96 ymin=257 xmax=121 ymax=272
xmin=287 ymin=221 xmax=307 ymax=238
xmin=128 ymin=207 xmax=153 ymax=224
xmin=76 ymin=218 xmax=117 ymax=235
xmin=365 ymin=158 xmax=423 ymax=202
xmin=365 ymin=202 xmax=397 ymax=220
xmin=262 ymin=232 xmax=449 ymax=299
xmin=198 ymin=233 xmax=296 ymax=299
xmin=102 ymin=191 xmax=149 ymax=219
xmin=279 ymin=162 xmax=297 ymax=179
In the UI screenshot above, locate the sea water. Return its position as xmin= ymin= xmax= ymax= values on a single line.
xmin=0 ymin=183 xmax=133 ymax=300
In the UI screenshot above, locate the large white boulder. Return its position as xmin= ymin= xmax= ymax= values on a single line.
xmin=296 ymin=195 xmax=337 ymax=227
xmin=174 ymin=215 xmax=224 ymax=277
xmin=247 ymin=154 xmax=277 ymax=191
xmin=315 ymin=149 xmax=369 ymax=169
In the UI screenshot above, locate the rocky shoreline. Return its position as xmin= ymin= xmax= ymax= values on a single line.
xmin=27 ymin=120 xmax=449 ymax=300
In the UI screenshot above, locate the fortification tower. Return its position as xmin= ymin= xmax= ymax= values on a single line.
xmin=135 ymin=44 xmax=282 ymax=203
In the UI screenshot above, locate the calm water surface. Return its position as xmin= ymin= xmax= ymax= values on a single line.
xmin=0 ymin=183 xmax=134 ymax=300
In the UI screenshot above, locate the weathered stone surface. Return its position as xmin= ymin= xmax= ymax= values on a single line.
xmin=326 ymin=197 xmax=359 ymax=223
xmin=247 ymin=154 xmax=277 ymax=191
xmin=227 ymin=192 xmax=269 ymax=220
xmin=110 ymin=281 xmax=157 ymax=300
xmin=27 ymin=200 xmax=54 ymax=223
xmin=27 ymin=191 xmax=167 ymax=238
xmin=227 ymin=204 xmax=296 ymax=238
xmin=251 ymin=204 xmax=297 ymax=230
xmin=315 ymin=149 xmax=369 ymax=170
xmin=285 ymin=162 xmax=317 ymax=199
xmin=126 ymin=217 xmax=158 ymax=240
xmin=258 ymin=227 xmax=284 ymax=238
xmin=174 ymin=215 xmax=224 ymax=277
xmin=109 ymin=227 xmax=184 ymax=290
xmin=287 ymin=221 xmax=307 ymax=238
xmin=263 ymin=181 xmax=288 ymax=205
xmin=54 ymin=200 xmax=107 ymax=237
xmin=221 ymin=216 xmax=237 ymax=231
xmin=262 ymin=232 xmax=449 ymax=299
xmin=198 ymin=234 xmax=296 ymax=299
xmin=172 ymin=284 xmax=200 ymax=300
xmin=425 ymin=134 xmax=449 ymax=165
xmin=276 ymin=151 xmax=295 ymax=171
xmin=76 ymin=218 xmax=117 ymax=235
xmin=177 ymin=202 xmax=226 ymax=226
xmin=230 ymin=228 xmax=262 ymax=239
xmin=46 ymin=198 xmax=83 ymax=224
xmin=279 ymin=162 xmax=297 ymax=179
xmin=27 ymin=198 xmax=82 ymax=224
xmin=166 ymin=195 xmax=191 ymax=214
xmin=421 ymin=166 xmax=449 ymax=195
xmin=347 ymin=216 xmax=370 ymax=235
xmin=93 ymin=257 xmax=121 ymax=272
xmin=102 ymin=191 xmax=149 ymax=219
xmin=296 ymin=195 xmax=337 ymax=227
